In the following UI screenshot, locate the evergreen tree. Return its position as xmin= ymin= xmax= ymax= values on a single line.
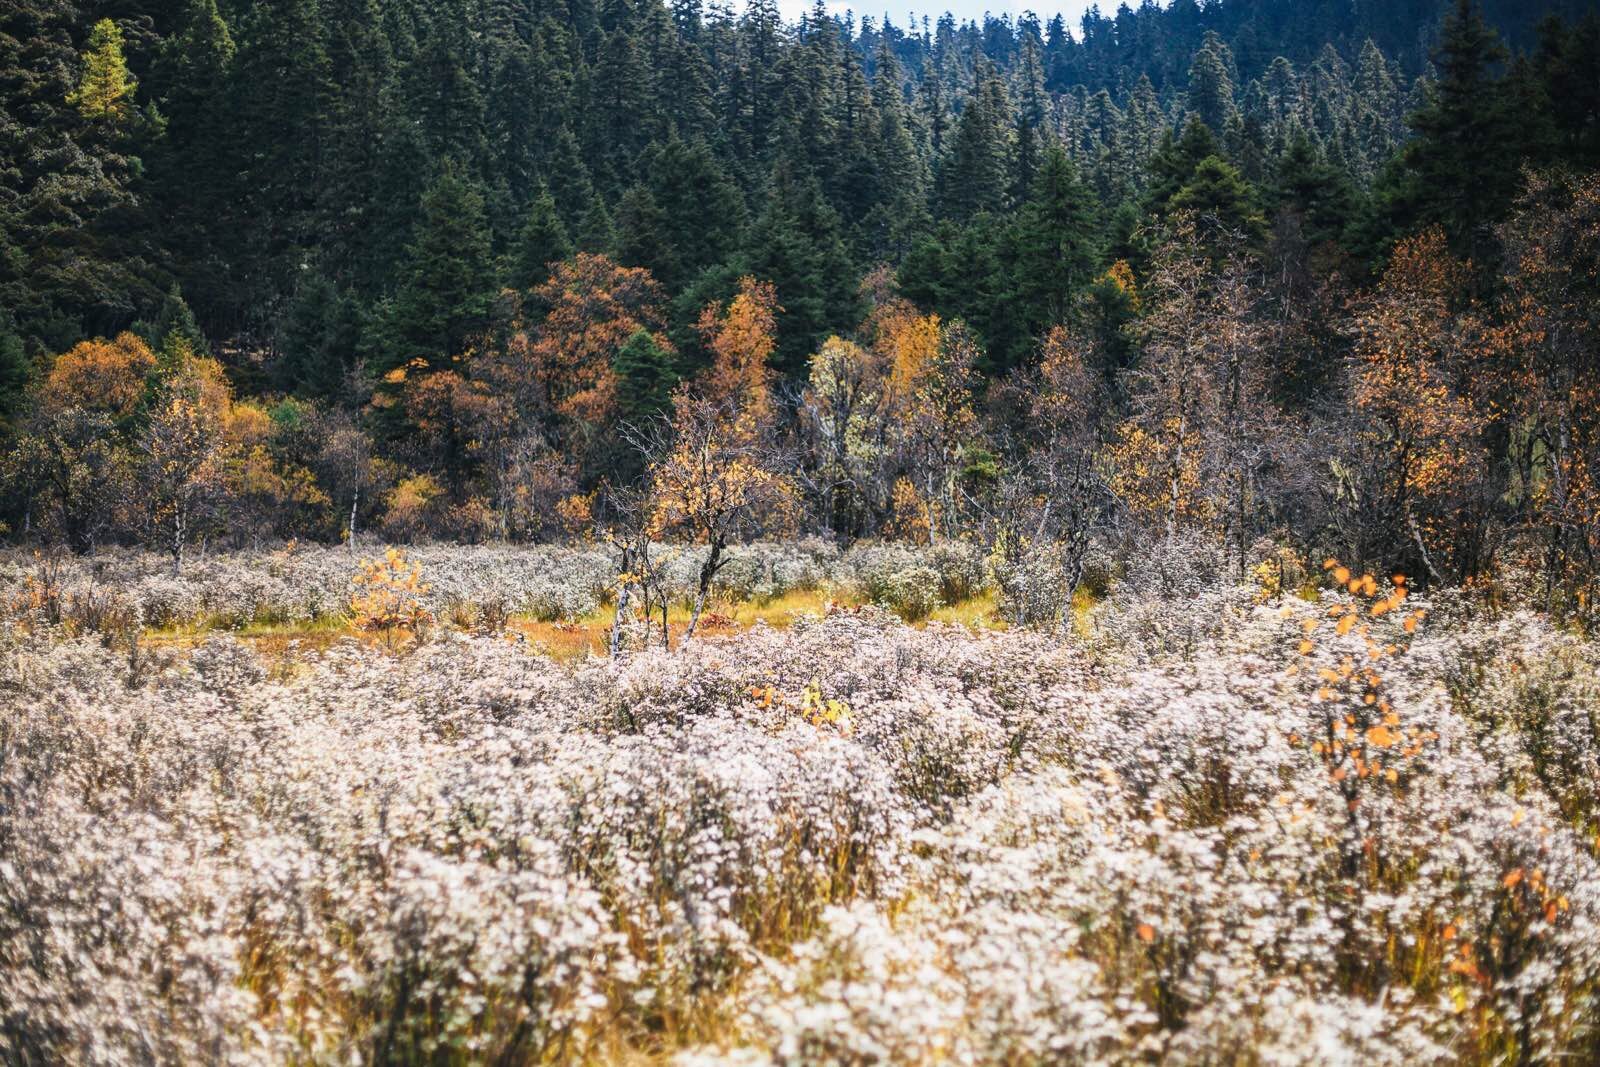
xmin=409 ymin=4 xmax=489 ymax=172
xmin=631 ymin=136 xmax=746 ymax=293
xmin=578 ymin=195 xmax=617 ymax=254
xmin=1187 ymin=31 xmax=1238 ymax=134
xmin=1013 ymin=34 xmax=1048 ymax=202
xmin=68 ymin=19 xmax=136 ymax=124
xmin=741 ymin=166 xmax=859 ymax=377
xmin=995 ymin=145 xmax=1102 ymax=370
xmin=0 ymin=311 xmax=30 ymax=434
xmin=1381 ymin=0 xmax=1520 ymax=263
xmin=1145 ymin=116 xmax=1222 ymax=214
xmin=275 ymin=275 xmax=362 ymax=400
xmin=1271 ymin=129 xmax=1356 ymax=252
xmin=1169 ymin=155 xmax=1268 ymax=255
xmin=380 ymin=164 xmax=497 ymax=377
xmin=0 ymin=1 xmax=152 ymax=348
xmin=217 ymin=0 xmax=334 ymax=336
xmin=510 ymin=188 xmax=572 ymax=292
xmin=614 ymin=185 xmax=676 ymax=286
xmin=898 ymin=216 xmax=1005 ymax=355
xmin=614 ymin=327 xmax=678 ymax=424
xmin=938 ymin=60 xmax=1013 ymax=221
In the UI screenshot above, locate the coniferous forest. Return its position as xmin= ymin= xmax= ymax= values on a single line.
xmin=7 ymin=1 xmax=1600 ymax=1064
xmin=1 ymin=0 xmax=1597 ymax=570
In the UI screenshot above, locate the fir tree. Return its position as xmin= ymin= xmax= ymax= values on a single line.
xmin=380 ymin=163 xmax=497 ymax=377
xmin=1382 ymin=0 xmax=1519 ymax=263
xmin=0 ymin=311 xmax=30 ymax=434
xmin=578 ymin=195 xmax=617 ymax=254
xmin=1145 ymin=116 xmax=1222 ymax=215
xmin=614 ymin=327 xmax=677 ymax=424
xmin=275 ymin=275 xmax=362 ymax=399
xmin=742 ymin=166 xmax=859 ymax=377
xmin=68 ymin=19 xmax=136 ymax=124
xmin=1187 ymin=31 xmax=1238 ymax=135
xmin=995 ymin=145 xmax=1102 ymax=370
xmin=938 ymin=60 xmax=1012 ymax=221
xmin=510 ymin=187 xmax=572 ymax=292
xmin=1169 ymin=155 xmax=1268 ymax=256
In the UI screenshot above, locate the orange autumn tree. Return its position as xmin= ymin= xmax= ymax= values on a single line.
xmin=1492 ymin=171 xmax=1600 ymax=615
xmin=647 ymin=391 xmax=796 ymax=642
xmin=529 ymin=253 xmax=670 ymax=435
xmin=1344 ymin=228 xmax=1490 ymax=583
xmin=1113 ymin=215 xmax=1220 ymax=542
xmin=877 ymin=303 xmax=941 ymax=414
xmin=897 ymin=319 xmax=980 ymax=543
xmin=137 ymin=347 xmax=238 ymax=573
xmin=798 ymin=271 xmax=950 ymax=538
xmin=38 ymin=332 xmax=156 ymax=420
xmin=698 ymin=276 xmax=779 ymax=430
xmin=647 ymin=277 xmax=793 ymax=642
xmin=849 ymin=272 xmax=977 ymax=541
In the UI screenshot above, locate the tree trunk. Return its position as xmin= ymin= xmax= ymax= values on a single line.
xmin=610 ymin=586 xmax=631 ymax=659
xmin=684 ymin=535 xmax=725 ymax=643
xmin=171 ymin=505 xmax=186 ymax=577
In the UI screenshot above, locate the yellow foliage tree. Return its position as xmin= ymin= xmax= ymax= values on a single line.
xmin=68 ymin=20 xmax=136 ymax=124
xmin=39 ymin=332 xmax=155 ymax=418
xmin=648 ymin=392 xmax=796 ymax=642
xmin=1346 ymin=228 xmax=1488 ymax=583
xmin=699 ymin=276 xmax=779 ymax=429
xmin=349 ymin=549 xmax=433 ymax=650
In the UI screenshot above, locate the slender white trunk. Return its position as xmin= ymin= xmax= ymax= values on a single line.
xmin=348 ymin=488 xmax=359 ymax=552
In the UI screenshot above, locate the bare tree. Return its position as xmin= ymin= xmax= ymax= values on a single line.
xmin=644 ymin=392 xmax=795 ymax=643
xmin=985 ymin=326 xmax=1113 ymax=629
xmin=602 ymin=480 xmax=671 ymax=656
xmin=139 ymin=392 xmax=227 ymax=575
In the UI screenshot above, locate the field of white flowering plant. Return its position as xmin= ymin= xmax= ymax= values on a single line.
xmin=2 ymin=546 xmax=1598 ymax=1065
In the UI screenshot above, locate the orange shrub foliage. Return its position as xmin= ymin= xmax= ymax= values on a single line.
xmin=530 ymin=254 xmax=670 ymax=428
xmin=699 ymin=276 xmax=779 ymax=427
xmin=39 ymin=332 xmax=156 ymax=418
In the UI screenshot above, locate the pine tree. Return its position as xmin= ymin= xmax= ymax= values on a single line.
xmin=614 ymin=185 xmax=677 ymax=287
xmin=1187 ymin=31 xmax=1238 ymax=135
xmin=510 ymin=187 xmax=572 ymax=292
xmin=614 ymin=328 xmax=678 ymax=424
xmin=0 ymin=310 xmax=30 ymax=434
xmin=68 ymin=19 xmax=137 ymax=124
xmin=742 ymin=166 xmax=860 ymax=377
xmin=1169 ymin=155 xmax=1268 ymax=256
xmin=0 ymin=1 xmax=150 ymax=349
xmin=409 ymin=5 xmax=488 ymax=172
xmin=1382 ymin=0 xmax=1519 ymax=264
xmin=218 ymin=0 xmax=334 ymax=334
xmin=380 ymin=164 xmax=497 ymax=378
xmin=1013 ymin=35 xmax=1048 ymax=203
xmin=938 ymin=60 xmax=1013 ymax=221
xmin=631 ymin=136 xmax=745 ymax=293
xmin=918 ymin=58 xmax=949 ymax=159
xmin=1271 ymin=129 xmax=1356 ymax=253
xmin=995 ymin=145 xmax=1102 ymax=370
xmin=578 ymin=194 xmax=617 ymax=254
xmin=1145 ymin=116 xmax=1222 ymax=215
xmin=589 ymin=26 xmax=650 ymax=194
xmin=275 ymin=275 xmax=362 ymax=399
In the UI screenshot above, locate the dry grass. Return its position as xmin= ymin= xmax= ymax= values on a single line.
xmin=137 ymin=587 xmax=1010 ymax=665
